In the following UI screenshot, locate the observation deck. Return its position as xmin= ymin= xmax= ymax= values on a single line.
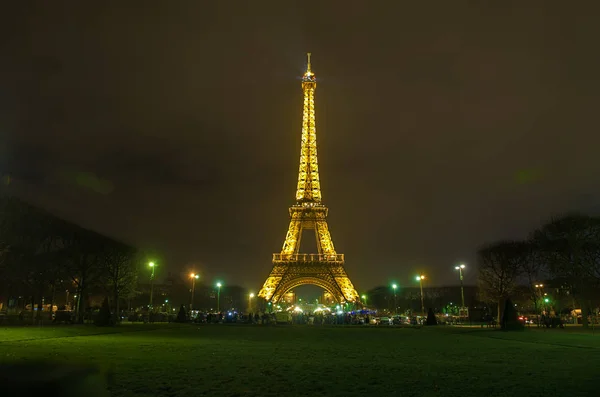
xmin=272 ymin=253 xmax=344 ymax=264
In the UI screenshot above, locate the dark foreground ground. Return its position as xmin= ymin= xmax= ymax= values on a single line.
xmin=1 ymin=324 xmax=599 ymax=397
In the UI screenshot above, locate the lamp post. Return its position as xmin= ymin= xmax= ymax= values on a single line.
xmin=248 ymin=293 xmax=254 ymax=312
xmin=361 ymin=294 xmax=367 ymax=307
xmin=416 ymin=275 xmax=426 ymax=317
xmin=391 ymin=284 xmax=397 ymax=314
xmin=190 ymin=273 xmax=199 ymax=310
xmin=535 ymin=284 xmax=544 ymax=327
xmin=454 ymin=264 xmax=466 ymax=310
xmin=65 ymin=290 xmax=69 ymax=309
xmin=148 ymin=262 xmax=156 ymax=309
xmin=216 ymin=282 xmax=222 ymax=313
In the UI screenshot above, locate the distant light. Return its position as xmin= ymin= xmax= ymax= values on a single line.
xmin=216 ymin=282 xmax=222 ymax=288
xmin=392 ymin=284 xmax=397 ymax=290
xmin=149 ymin=262 xmax=155 ymax=267
xmin=249 ymin=293 xmax=255 ymax=298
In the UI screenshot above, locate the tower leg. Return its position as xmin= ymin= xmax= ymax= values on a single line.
xmin=281 ymin=216 xmax=302 ymax=256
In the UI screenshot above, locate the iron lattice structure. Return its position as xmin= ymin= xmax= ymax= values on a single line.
xmin=258 ymin=54 xmax=359 ymax=304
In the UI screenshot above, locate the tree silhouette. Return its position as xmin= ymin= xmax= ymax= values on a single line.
xmin=477 ymin=240 xmax=525 ymax=322
xmin=519 ymin=239 xmax=546 ymax=322
xmin=99 ymin=243 xmax=138 ymax=323
xmin=0 ymin=197 xmax=140 ymax=324
xmin=533 ymin=214 xmax=600 ymax=327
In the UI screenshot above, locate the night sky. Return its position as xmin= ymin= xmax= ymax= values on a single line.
xmin=2 ymin=2 xmax=599 ymax=291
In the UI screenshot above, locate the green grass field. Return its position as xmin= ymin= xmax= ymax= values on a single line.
xmin=1 ymin=324 xmax=599 ymax=397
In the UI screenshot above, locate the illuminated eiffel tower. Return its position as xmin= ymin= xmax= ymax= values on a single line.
xmin=258 ymin=53 xmax=359 ymax=304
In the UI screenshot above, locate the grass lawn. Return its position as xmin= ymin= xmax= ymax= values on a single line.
xmin=1 ymin=324 xmax=599 ymax=397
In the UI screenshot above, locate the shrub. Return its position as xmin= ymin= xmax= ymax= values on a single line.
xmin=501 ymin=298 xmax=524 ymax=331
xmin=176 ymin=304 xmax=188 ymax=323
xmin=95 ymin=297 xmax=113 ymax=327
xmin=426 ymin=308 xmax=438 ymax=326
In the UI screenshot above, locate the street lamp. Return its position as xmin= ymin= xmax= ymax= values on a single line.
xmin=361 ymin=294 xmax=367 ymax=307
xmin=248 ymin=292 xmax=254 ymax=312
xmin=391 ymin=284 xmax=398 ymax=314
xmin=190 ymin=273 xmax=199 ymax=311
xmin=148 ymin=262 xmax=156 ymax=309
xmin=534 ymin=284 xmax=544 ymax=326
xmin=416 ymin=275 xmax=426 ymax=317
xmin=216 ymin=282 xmax=222 ymax=313
xmin=454 ymin=264 xmax=466 ymax=309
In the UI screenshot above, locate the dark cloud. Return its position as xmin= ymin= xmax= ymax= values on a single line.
xmin=1 ymin=1 xmax=600 ymax=290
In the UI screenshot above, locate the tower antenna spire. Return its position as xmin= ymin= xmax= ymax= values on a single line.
xmin=306 ymin=52 xmax=312 ymax=73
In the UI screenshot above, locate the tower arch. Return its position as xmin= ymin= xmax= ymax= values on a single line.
xmin=275 ymin=277 xmax=345 ymax=304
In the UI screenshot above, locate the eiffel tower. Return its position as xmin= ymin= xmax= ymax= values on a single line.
xmin=258 ymin=53 xmax=359 ymax=304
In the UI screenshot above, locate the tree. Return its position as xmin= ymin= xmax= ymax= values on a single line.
xmin=63 ymin=228 xmax=106 ymax=323
xmin=0 ymin=197 xmax=141 ymax=325
xmin=519 ymin=239 xmax=546 ymax=322
xmin=99 ymin=242 xmax=138 ymax=322
xmin=0 ymin=197 xmax=69 ymax=322
xmin=533 ymin=214 xmax=600 ymax=327
xmin=477 ymin=240 xmax=525 ymax=321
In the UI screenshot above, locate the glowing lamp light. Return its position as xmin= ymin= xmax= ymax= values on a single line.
xmin=216 ymin=282 xmax=222 ymax=288
xmin=249 ymin=293 xmax=255 ymax=298
xmin=148 ymin=262 xmax=155 ymax=267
